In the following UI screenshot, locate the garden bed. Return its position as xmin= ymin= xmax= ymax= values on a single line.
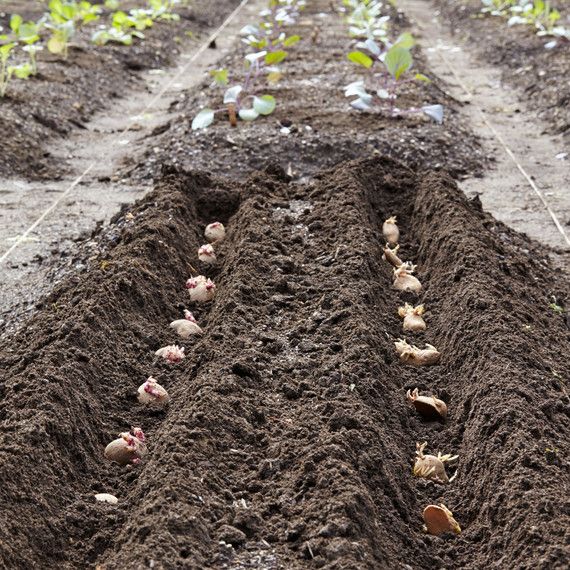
xmin=0 ymin=157 xmax=568 ymax=569
xmin=435 ymin=0 xmax=570 ymax=136
xmin=0 ymin=0 xmax=241 ymax=180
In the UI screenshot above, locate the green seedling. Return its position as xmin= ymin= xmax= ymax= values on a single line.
xmin=0 ymin=42 xmax=16 ymax=97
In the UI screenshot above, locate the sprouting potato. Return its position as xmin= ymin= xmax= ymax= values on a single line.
xmin=382 ymin=216 xmax=399 ymax=245
xmin=137 ymin=377 xmax=169 ymax=405
xmin=186 ymin=275 xmax=216 ymax=302
xmin=104 ymin=427 xmax=147 ymax=466
xmin=395 ymin=339 xmax=440 ymax=366
xmin=423 ymin=504 xmax=461 ymax=536
xmin=413 ymin=442 xmax=457 ymax=484
xmin=393 ymin=263 xmax=421 ymax=293
xmin=383 ymin=244 xmax=403 ymax=268
xmin=155 ymin=344 xmax=185 ymax=363
xmin=170 ymin=310 xmax=203 ymax=338
xmin=406 ymin=388 xmax=447 ymax=420
xmin=398 ymin=303 xmax=426 ymax=332
xmin=205 ymin=222 xmax=225 ymax=243
xmin=198 ymin=244 xmax=216 ymax=264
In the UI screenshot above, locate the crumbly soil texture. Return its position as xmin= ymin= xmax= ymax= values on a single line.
xmin=435 ymin=0 xmax=570 ymax=137
xmin=0 ymin=0 xmax=241 ymax=180
xmin=123 ymin=0 xmax=486 ymax=184
xmin=0 ymin=157 xmax=568 ymax=569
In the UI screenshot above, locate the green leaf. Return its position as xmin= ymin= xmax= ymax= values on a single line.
xmin=238 ymin=108 xmax=259 ymax=121
xmin=265 ymin=50 xmax=287 ymax=65
xmin=384 ymin=46 xmax=412 ymax=80
xmin=414 ymin=73 xmax=430 ymax=82
xmin=9 ymin=63 xmax=33 ymax=79
xmin=393 ymin=32 xmax=415 ymax=49
xmin=47 ymin=35 xmax=66 ymax=55
xmin=192 ymin=108 xmax=215 ymax=130
xmin=283 ymin=35 xmax=300 ymax=47
xmin=0 ymin=42 xmax=16 ymax=58
xmin=10 ymin=14 xmax=23 ymax=33
xmin=209 ymin=68 xmax=228 ymax=86
xmin=347 ymin=51 xmax=373 ymax=69
xmin=253 ymin=95 xmax=276 ymax=116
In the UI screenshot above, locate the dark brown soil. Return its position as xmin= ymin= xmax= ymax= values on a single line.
xmin=0 ymin=0 xmax=241 ymax=180
xmin=0 ymin=156 xmax=568 ymax=569
xmin=435 ymin=0 xmax=570 ymax=137
xmin=123 ymin=0 xmax=487 ymax=185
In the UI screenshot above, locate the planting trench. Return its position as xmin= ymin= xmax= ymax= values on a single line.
xmin=0 ymin=157 xmax=568 ymax=569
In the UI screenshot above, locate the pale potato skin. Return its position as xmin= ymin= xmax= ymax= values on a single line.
xmin=393 ymin=272 xmax=422 ymax=293
xmin=414 ymin=455 xmax=449 ymax=483
xmin=382 ymin=217 xmax=399 ymax=246
xmin=403 ymin=314 xmax=426 ymax=332
xmin=104 ymin=438 xmax=147 ymax=466
xmin=137 ymin=381 xmax=169 ymax=405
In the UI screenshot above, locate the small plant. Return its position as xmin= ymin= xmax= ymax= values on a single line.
xmin=345 ymin=35 xmax=444 ymax=123
xmin=192 ymin=0 xmax=305 ymax=129
xmin=407 ymin=388 xmax=448 ymax=420
xmin=170 ymin=310 xmax=203 ymax=337
xmin=0 ymin=43 xmax=16 ymax=97
xmin=104 ymin=427 xmax=147 ymax=465
xmin=137 ymin=377 xmax=170 ymax=404
xmin=413 ymin=442 xmax=458 ymax=484
xmin=343 ymin=0 xmax=390 ymax=41
xmin=398 ymin=303 xmax=426 ymax=332
xmin=393 ymin=263 xmax=422 ymax=293
xmin=186 ymin=275 xmax=216 ymax=302
xmin=205 ymin=221 xmax=226 ymax=243
xmin=155 ymin=344 xmax=185 ymax=362
xmin=198 ymin=244 xmax=216 ymax=264
xmin=395 ymin=339 xmax=440 ymax=366
xmin=548 ymin=300 xmax=564 ymax=314
xmin=423 ymin=504 xmax=461 ymax=536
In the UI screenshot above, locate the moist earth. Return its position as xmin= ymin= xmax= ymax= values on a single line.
xmin=0 ymin=157 xmax=568 ymax=569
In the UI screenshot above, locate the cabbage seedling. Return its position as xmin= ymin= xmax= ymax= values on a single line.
xmin=155 ymin=344 xmax=185 ymax=363
xmin=395 ymin=339 xmax=440 ymax=366
xmin=383 ymin=244 xmax=403 ymax=268
xmin=198 ymin=244 xmax=216 ymax=264
xmin=423 ymin=504 xmax=461 ymax=535
xmin=406 ymin=388 xmax=447 ymax=420
xmin=186 ymin=275 xmax=215 ymax=302
xmin=0 ymin=43 xmax=16 ymax=97
xmin=398 ymin=303 xmax=426 ymax=331
xmin=345 ymin=36 xmax=444 ymax=123
xmin=170 ymin=310 xmax=203 ymax=337
xmin=393 ymin=263 xmax=421 ymax=293
xmin=137 ymin=376 xmax=170 ymax=404
xmin=413 ymin=442 xmax=458 ymax=484
xmin=104 ymin=427 xmax=147 ymax=465
xmin=205 ymin=221 xmax=226 ymax=243
xmin=382 ymin=215 xmax=399 ymax=244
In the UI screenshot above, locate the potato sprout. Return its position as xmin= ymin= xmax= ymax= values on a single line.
xmin=395 ymin=339 xmax=440 ymax=366
xmin=186 ymin=275 xmax=216 ymax=302
xmin=393 ymin=263 xmax=422 ymax=293
xmin=383 ymin=244 xmax=403 ymax=268
xmin=423 ymin=504 xmax=461 ymax=536
xmin=382 ymin=216 xmax=399 ymax=245
xmin=398 ymin=303 xmax=426 ymax=332
xmin=205 ymin=222 xmax=225 ymax=243
xmin=413 ymin=442 xmax=458 ymax=484
xmin=170 ymin=310 xmax=203 ymax=338
xmin=104 ymin=427 xmax=147 ymax=466
xmin=137 ymin=377 xmax=169 ymax=405
xmin=155 ymin=345 xmax=185 ymax=363
xmin=198 ymin=244 xmax=216 ymax=264
xmin=406 ymin=388 xmax=447 ymax=420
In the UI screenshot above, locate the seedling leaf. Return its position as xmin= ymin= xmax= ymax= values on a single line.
xmin=385 ymin=46 xmax=412 ymax=79
xmin=415 ymin=73 xmax=430 ymax=82
xmin=348 ymin=51 xmax=373 ymax=68
xmin=253 ymin=95 xmax=276 ymax=115
xmin=192 ymin=108 xmax=215 ymax=130
xmin=223 ymin=85 xmax=243 ymax=104
xmin=283 ymin=34 xmax=300 ymax=47
xmin=239 ymin=108 xmax=259 ymax=121
xmin=265 ymin=50 xmax=287 ymax=64
xmin=422 ymin=104 xmax=444 ymax=124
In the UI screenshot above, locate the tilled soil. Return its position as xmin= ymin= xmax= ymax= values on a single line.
xmin=124 ymin=0 xmax=486 ymax=184
xmin=435 ymin=0 xmax=570 ymax=137
xmin=0 ymin=0 xmax=241 ymax=180
xmin=0 ymin=157 xmax=568 ymax=569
